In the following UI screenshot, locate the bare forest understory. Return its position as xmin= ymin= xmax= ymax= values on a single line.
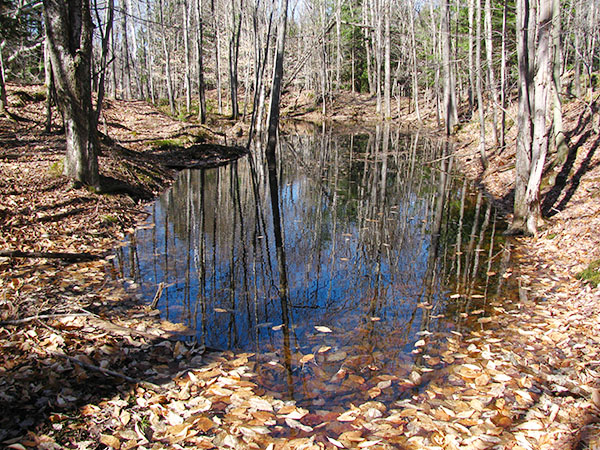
xmin=1 ymin=84 xmax=600 ymax=450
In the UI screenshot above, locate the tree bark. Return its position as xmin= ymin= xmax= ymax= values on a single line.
xmin=524 ymin=0 xmax=552 ymax=233
xmin=547 ymin=0 xmax=568 ymax=186
xmin=0 ymin=44 xmax=7 ymax=115
xmin=43 ymin=0 xmax=99 ymax=188
xmin=509 ymin=0 xmax=553 ymax=236
xmin=510 ymin=0 xmax=534 ymax=234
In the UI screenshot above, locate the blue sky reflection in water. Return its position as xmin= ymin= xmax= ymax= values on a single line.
xmin=112 ymin=126 xmax=513 ymax=408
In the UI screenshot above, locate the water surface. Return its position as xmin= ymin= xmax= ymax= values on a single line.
xmin=112 ymin=125 xmax=513 ymax=408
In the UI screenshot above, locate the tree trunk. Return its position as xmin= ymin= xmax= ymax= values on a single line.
xmin=524 ymin=0 xmax=552 ymax=233
xmin=484 ymin=0 xmax=499 ymax=145
xmin=43 ymin=0 xmax=99 ymax=188
xmin=547 ymin=0 xmax=568 ymax=186
xmin=476 ymin=0 xmax=488 ymax=167
xmin=468 ymin=0 xmax=475 ymax=116
xmin=195 ymin=0 xmax=207 ymax=123
xmin=499 ymin=0 xmax=508 ymax=149
xmin=44 ymin=38 xmax=54 ymax=132
xmin=510 ymin=0 xmax=553 ymax=236
xmin=383 ymin=0 xmax=391 ymax=119
xmin=183 ymin=0 xmax=192 ymax=113
xmin=158 ymin=0 xmax=175 ymax=115
xmin=510 ymin=0 xmax=534 ymax=234
xmin=442 ymin=0 xmax=458 ymax=135
xmin=228 ymin=0 xmax=242 ymax=120
xmin=409 ymin=2 xmax=420 ymax=122
xmin=0 ymin=44 xmax=7 ymax=115
xmin=266 ymin=0 xmax=289 ymax=159
xmin=94 ymin=0 xmax=114 ymax=126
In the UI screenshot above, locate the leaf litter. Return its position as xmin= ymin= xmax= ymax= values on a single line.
xmin=1 ymin=85 xmax=600 ymax=449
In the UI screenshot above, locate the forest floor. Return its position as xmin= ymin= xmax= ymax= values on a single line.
xmin=0 ymin=83 xmax=599 ymax=450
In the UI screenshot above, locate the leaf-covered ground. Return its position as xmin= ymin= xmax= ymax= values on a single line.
xmin=1 ymin=84 xmax=599 ymax=450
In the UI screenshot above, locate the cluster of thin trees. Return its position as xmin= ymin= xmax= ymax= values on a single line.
xmin=0 ymin=0 xmax=599 ymax=233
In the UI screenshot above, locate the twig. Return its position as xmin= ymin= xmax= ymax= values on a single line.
xmin=52 ymin=351 xmax=138 ymax=383
xmin=0 ymin=312 xmax=92 ymax=326
xmin=150 ymin=282 xmax=165 ymax=309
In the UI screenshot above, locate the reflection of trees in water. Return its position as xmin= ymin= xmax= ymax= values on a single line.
xmin=112 ymin=124 xmax=512 ymax=361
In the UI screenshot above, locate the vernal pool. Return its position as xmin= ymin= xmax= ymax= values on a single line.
xmin=110 ymin=125 xmax=515 ymax=409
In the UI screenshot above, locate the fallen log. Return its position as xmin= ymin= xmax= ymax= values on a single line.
xmin=0 ymin=250 xmax=101 ymax=261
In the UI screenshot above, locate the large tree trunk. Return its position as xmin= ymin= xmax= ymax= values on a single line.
xmin=43 ymin=0 xmax=99 ymax=188
xmin=524 ymin=0 xmax=552 ymax=233
xmin=510 ymin=0 xmax=553 ymax=236
xmin=510 ymin=0 xmax=534 ymax=234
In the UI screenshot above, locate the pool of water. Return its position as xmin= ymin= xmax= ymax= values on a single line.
xmin=110 ymin=124 xmax=514 ymax=408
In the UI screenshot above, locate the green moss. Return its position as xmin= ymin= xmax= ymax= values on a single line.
xmin=101 ymin=214 xmax=118 ymax=224
xmin=148 ymin=138 xmax=185 ymax=150
xmin=576 ymin=259 xmax=600 ymax=287
xmin=48 ymin=160 xmax=64 ymax=177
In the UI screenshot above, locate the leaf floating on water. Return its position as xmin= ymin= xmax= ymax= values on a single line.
xmin=317 ymin=345 xmax=331 ymax=353
xmin=214 ymin=308 xmax=228 ymax=313
xmin=272 ymin=324 xmax=284 ymax=331
xmin=414 ymin=339 xmax=426 ymax=347
xmin=299 ymin=353 xmax=315 ymax=364
xmin=450 ymin=293 xmax=461 ymax=299
xmin=370 ymin=317 xmax=381 ymax=321
xmin=315 ymin=326 xmax=333 ymax=333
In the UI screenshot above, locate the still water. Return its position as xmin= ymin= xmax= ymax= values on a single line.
xmin=112 ymin=125 xmax=513 ymax=408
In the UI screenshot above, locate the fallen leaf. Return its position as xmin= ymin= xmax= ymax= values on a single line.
xmin=100 ymin=434 xmax=121 ymax=449
xmin=315 ymin=326 xmax=333 ymax=333
xmin=327 ymin=437 xmax=346 ymax=448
